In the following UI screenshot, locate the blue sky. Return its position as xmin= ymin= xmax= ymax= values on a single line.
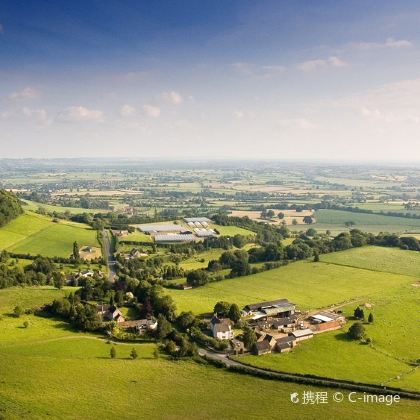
xmin=1 ymin=0 xmax=420 ymax=160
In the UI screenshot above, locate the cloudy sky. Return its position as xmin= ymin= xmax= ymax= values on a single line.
xmin=1 ymin=0 xmax=420 ymax=160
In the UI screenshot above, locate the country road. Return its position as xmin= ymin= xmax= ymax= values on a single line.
xmin=198 ymin=348 xmax=420 ymax=400
xmin=101 ymin=229 xmax=116 ymax=283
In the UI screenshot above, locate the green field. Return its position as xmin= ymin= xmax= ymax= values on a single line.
xmin=238 ymin=330 xmax=419 ymax=390
xmin=211 ymin=224 xmax=256 ymax=237
xmin=121 ymin=231 xmax=153 ymax=243
xmin=321 ymin=247 xmax=420 ymax=277
xmin=312 ymin=209 xmax=420 ymax=233
xmin=2 ymin=288 xmax=418 ymax=419
xmin=224 ymin=247 xmax=420 ymax=392
xmin=0 ymin=212 xmax=100 ymax=258
xmin=21 ymin=199 xmax=108 ymax=214
xmin=167 ymin=256 xmax=414 ymax=314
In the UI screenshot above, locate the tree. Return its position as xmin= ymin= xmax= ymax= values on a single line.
xmin=348 ymin=322 xmax=366 ymax=340
xmin=13 ymin=305 xmax=24 ymax=318
xmin=292 ymin=219 xmax=298 ymax=225
xmin=53 ymin=271 xmax=64 ymax=289
xmin=73 ymin=241 xmax=80 ymax=260
xmin=354 ymin=307 xmax=362 ymax=319
xmin=313 ymin=250 xmax=320 ymax=262
xmin=266 ymin=209 xmax=275 ymax=218
xmin=303 ymin=216 xmax=313 ymax=224
xmin=213 ymin=301 xmax=231 ymax=317
xmin=242 ymin=326 xmax=257 ymax=350
xmin=110 ymin=346 xmax=117 ymax=359
xmin=130 ymin=348 xmax=138 ymax=359
xmin=368 ymin=313 xmax=374 ymax=323
xmin=232 ymin=234 xmax=247 ymax=248
xmin=228 ymin=303 xmax=241 ymax=323
xmin=156 ymin=314 xmax=172 ymax=339
xmin=186 ymin=269 xmax=209 ymax=287
xmin=23 ymin=321 xmax=29 ymax=328
xmin=306 ymin=228 xmax=317 ymax=237
xmin=278 ymin=212 xmax=285 ymax=220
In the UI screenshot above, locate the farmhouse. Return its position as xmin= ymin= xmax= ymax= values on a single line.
xmin=275 ymin=336 xmax=296 ymax=353
xmin=96 ymin=305 xmax=125 ymax=323
xmin=308 ymin=311 xmax=345 ymax=333
xmin=243 ymin=299 xmax=296 ymax=319
xmin=210 ymin=316 xmax=234 ymax=340
xmin=291 ymin=328 xmax=314 ymax=342
xmin=119 ymin=318 xmax=158 ymax=334
xmin=124 ymin=248 xmax=148 ymax=260
xmin=254 ymin=340 xmax=272 ymax=355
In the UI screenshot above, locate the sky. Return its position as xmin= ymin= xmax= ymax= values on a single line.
xmin=1 ymin=0 xmax=420 ymax=160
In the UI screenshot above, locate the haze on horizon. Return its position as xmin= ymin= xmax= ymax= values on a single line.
xmin=1 ymin=0 xmax=420 ymax=161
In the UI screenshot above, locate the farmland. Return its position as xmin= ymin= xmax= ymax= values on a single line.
xmin=166 ymin=251 xmax=415 ymax=314
xmin=0 ymin=212 xmax=100 ymax=258
xmin=312 ymin=209 xmax=420 ymax=234
xmin=3 ymin=290 xmax=419 ymax=419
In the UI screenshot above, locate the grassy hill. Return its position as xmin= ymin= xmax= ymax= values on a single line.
xmin=0 ymin=287 xmax=418 ymax=419
xmin=0 ymin=212 xmax=100 ymax=258
xmin=166 ymin=256 xmax=414 ymax=314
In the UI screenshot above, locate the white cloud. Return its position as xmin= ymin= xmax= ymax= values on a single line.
xmin=143 ymin=104 xmax=161 ymax=118
xmin=1 ymin=107 xmax=49 ymax=125
xmin=335 ymin=78 xmax=420 ymax=125
xmin=233 ymin=110 xmax=255 ymax=120
xmin=56 ymin=106 xmax=103 ymax=122
xmin=164 ymin=91 xmax=183 ymax=105
xmin=232 ymin=62 xmax=286 ymax=77
xmin=350 ymin=37 xmax=413 ymax=51
xmin=298 ymin=56 xmax=347 ymax=72
xmin=9 ymin=87 xmax=39 ymax=100
xmin=120 ymin=104 xmax=136 ymax=117
xmin=277 ymin=117 xmax=318 ymax=129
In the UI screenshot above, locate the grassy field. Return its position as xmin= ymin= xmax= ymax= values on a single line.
xmin=167 ymin=257 xmax=414 ymax=314
xmin=312 ymin=209 xmax=420 ymax=233
xmin=211 ymin=224 xmax=256 ymax=237
xmin=238 ymin=330 xmax=418 ymax=390
xmin=121 ymin=231 xmax=153 ymax=243
xmin=21 ymin=199 xmax=108 ymax=214
xmin=0 ymin=212 xmax=100 ymax=258
xmin=2 ymin=288 xmax=418 ymax=418
xmin=321 ymin=246 xmax=420 ymax=277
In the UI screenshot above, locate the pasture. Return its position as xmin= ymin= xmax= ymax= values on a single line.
xmin=320 ymin=246 xmax=420 ymax=277
xmin=312 ymin=209 xmax=420 ymax=233
xmin=2 ymin=289 xmax=417 ymax=418
xmin=166 ymin=256 xmax=415 ymax=314
xmin=0 ymin=212 xmax=100 ymax=258
xmin=238 ymin=329 xmax=419 ymax=391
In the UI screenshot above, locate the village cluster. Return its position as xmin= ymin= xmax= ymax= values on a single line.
xmin=211 ymin=298 xmax=346 ymax=355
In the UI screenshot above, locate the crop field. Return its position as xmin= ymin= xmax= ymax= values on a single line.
xmin=0 ymin=212 xmax=100 ymax=258
xmin=167 ymin=255 xmax=415 ymax=314
xmin=313 ymin=209 xmax=420 ymax=233
xmin=2 ymin=289 xmax=418 ymax=419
